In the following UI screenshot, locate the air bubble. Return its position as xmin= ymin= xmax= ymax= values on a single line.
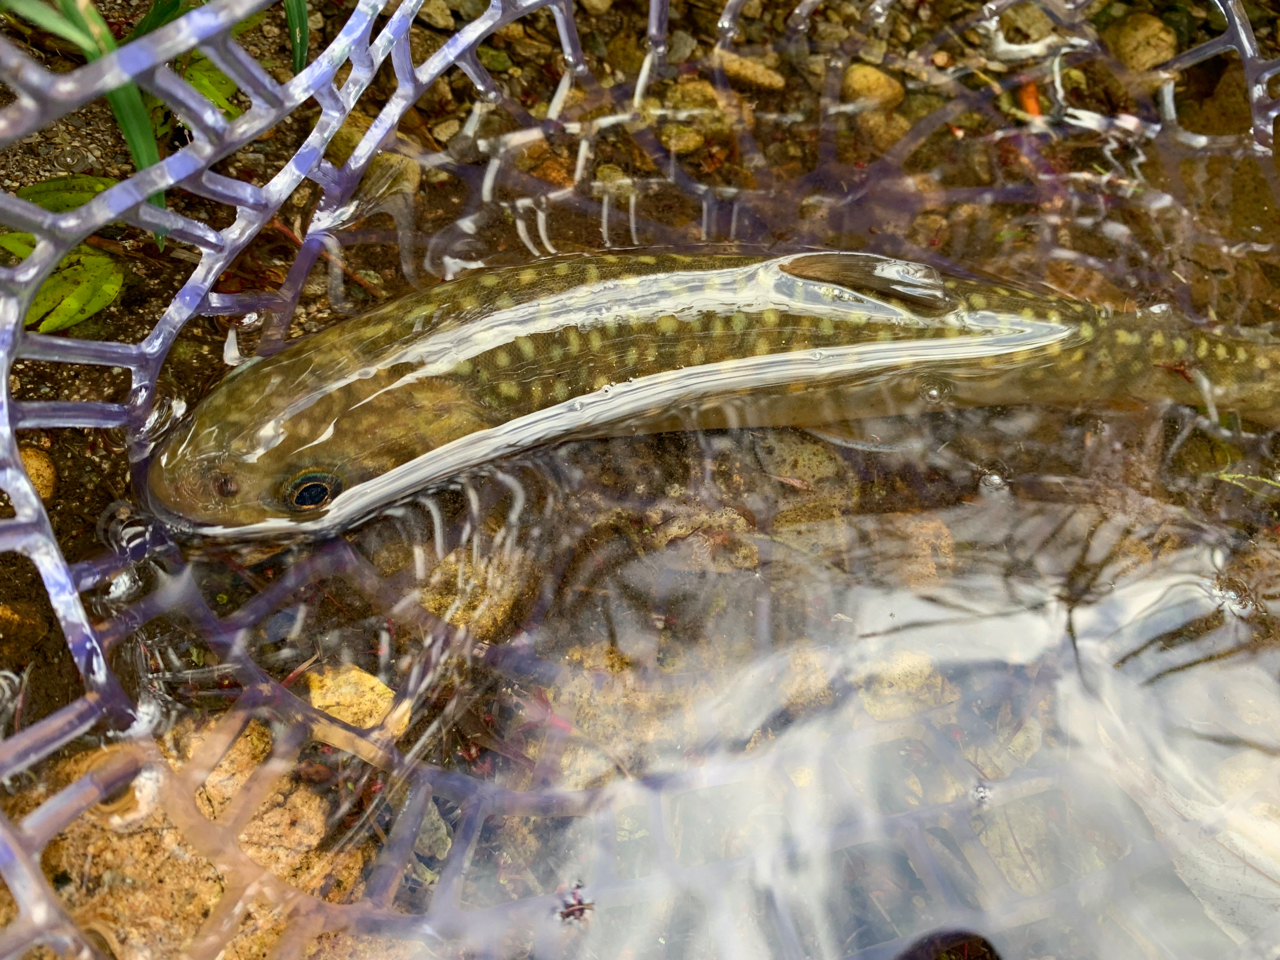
xmin=979 ymin=463 xmax=1010 ymax=491
xmin=916 ymin=376 xmax=953 ymax=405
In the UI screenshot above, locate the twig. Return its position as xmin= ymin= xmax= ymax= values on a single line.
xmin=267 ymin=218 xmax=385 ymax=300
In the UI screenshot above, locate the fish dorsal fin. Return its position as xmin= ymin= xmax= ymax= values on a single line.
xmin=781 ymin=253 xmax=954 ymax=317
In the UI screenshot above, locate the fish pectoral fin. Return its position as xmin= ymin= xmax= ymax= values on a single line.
xmin=781 ymin=253 xmax=953 ymax=316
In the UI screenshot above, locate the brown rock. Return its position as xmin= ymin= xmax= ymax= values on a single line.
xmin=856 ymin=110 xmax=912 ymax=153
xmin=1105 ymin=13 xmax=1177 ymax=74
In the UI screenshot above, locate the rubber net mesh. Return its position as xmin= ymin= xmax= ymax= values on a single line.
xmin=0 ymin=0 xmax=1278 ymax=955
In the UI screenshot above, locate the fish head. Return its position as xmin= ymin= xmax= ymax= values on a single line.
xmin=145 ymin=348 xmax=492 ymax=538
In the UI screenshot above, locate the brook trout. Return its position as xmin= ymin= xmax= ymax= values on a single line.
xmin=146 ymin=251 xmax=1280 ymax=539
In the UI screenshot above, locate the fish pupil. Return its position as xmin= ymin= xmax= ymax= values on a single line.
xmin=286 ymin=473 xmax=341 ymax=510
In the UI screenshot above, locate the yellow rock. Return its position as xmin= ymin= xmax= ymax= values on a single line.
xmin=19 ymin=445 xmax=55 ymax=500
xmin=840 ymin=63 xmax=905 ymax=110
xmin=306 ymin=663 xmax=407 ymax=735
xmin=714 ymin=49 xmax=786 ymax=91
xmin=658 ymin=123 xmax=706 ymax=155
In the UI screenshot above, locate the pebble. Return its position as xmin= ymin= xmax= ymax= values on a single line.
xmin=658 ymin=123 xmax=706 ymax=154
xmin=841 ymin=63 xmax=905 ymax=109
xmin=1000 ymin=2 xmax=1055 ymax=42
xmin=714 ymin=49 xmax=787 ymax=91
xmin=306 ymin=663 xmax=409 ymax=734
xmin=858 ymin=110 xmax=912 ymax=151
xmin=420 ymin=0 xmax=454 ymax=29
xmin=668 ymin=29 xmax=697 ymax=64
xmin=19 ymin=446 xmax=55 ymax=500
xmin=431 ymin=118 xmax=462 ymax=142
xmin=580 ymin=0 xmax=612 ymax=14
xmin=1106 ymin=12 xmax=1178 ymax=73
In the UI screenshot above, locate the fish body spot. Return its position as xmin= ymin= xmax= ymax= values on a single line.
xmin=657 ymin=314 xmax=679 ymax=335
xmin=494 ymin=350 xmax=511 ymax=368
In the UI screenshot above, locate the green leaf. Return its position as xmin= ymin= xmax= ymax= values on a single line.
xmin=0 ymin=233 xmax=35 ymax=259
xmin=0 ymin=0 xmax=94 ymax=48
xmin=17 ymin=174 xmax=118 ymax=212
xmin=127 ymin=0 xmax=183 ymax=40
xmin=184 ymin=54 xmax=242 ymax=119
xmin=231 ymin=9 xmax=265 ymax=36
xmin=283 ymin=0 xmax=307 ymax=73
xmin=0 ymin=233 xmax=127 ymax=332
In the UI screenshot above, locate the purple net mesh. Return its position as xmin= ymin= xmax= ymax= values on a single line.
xmin=2 ymin=0 xmax=1280 ymax=955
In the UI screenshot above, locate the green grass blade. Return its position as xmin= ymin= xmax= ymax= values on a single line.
xmin=0 ymin=0 xmax=95 ymax=49
xmin=105 ymin=84 xmax=166 ymax=224
xmin=127 ymin=0 xmax=183 ymax=40
xmin=283 ymin=0 xmax=307 ymax=73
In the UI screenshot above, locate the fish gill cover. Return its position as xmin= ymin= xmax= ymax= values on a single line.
xmin=0 ymin=0 xmax=1278 ymax=957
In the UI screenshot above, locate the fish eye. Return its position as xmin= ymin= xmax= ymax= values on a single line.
xmin=284 ymin=472 xmax=343 ymax=512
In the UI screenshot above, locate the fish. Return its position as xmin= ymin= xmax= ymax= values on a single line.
xmin=145 ymin=251 xmax=1280 ymax=540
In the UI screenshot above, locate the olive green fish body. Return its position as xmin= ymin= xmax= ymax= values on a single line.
xmin=146 ymin=252 xmax=1280 ymax=539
